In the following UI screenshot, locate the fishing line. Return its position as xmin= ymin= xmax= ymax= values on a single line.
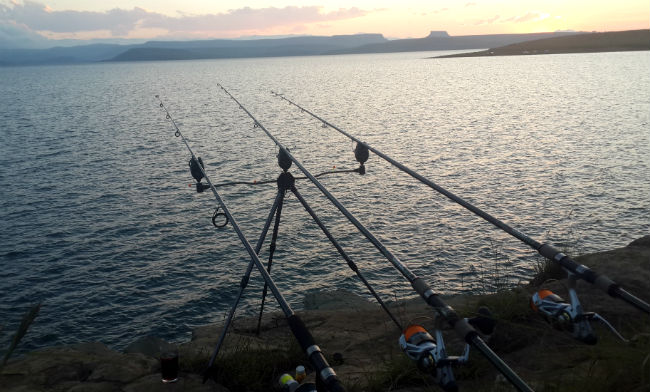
xmin=216 ymin=85 xmax=533 ymax=392
xmin=270 ymin=91 xmax=650 ymax=315
xmin=207 ymin=167 xmax=364 ymax=189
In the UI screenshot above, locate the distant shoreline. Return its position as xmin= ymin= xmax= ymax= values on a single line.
xmin=434 ymin=29 xmax=650 ymax=58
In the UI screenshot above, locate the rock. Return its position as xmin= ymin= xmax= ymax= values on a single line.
xmin=2 ymin=237 xmax=648 ymax=392
xmin=124 ymin=336 xmax=172 ymax=357
xmin=86 ymin=355 xmax=155 ymax=383
xmin=124 ymin=373 xmax=229 ymax=392
xmin=303 ymin=289 xmax=375 ymax=310
xmin=66 ymin=382 xmax=121 ymax=392
xmin=628 ymin=235 xmax=650 ymax=248
xmin=0 ymin=343 xmax=157 ymax=389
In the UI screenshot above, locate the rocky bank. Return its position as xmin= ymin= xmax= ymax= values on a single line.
xmin=2 ymin=236 xmax=649 ymax=391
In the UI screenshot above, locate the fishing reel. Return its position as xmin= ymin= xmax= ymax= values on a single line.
xmin=531 ymin=272 xmax=627 ymax=344
xmin=399 ymin=308 xmax=495 ymax=392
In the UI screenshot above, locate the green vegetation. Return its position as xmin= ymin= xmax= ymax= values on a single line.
xmin=183 ymin=337 xmax=305 ymax=391
xmin=349 ymin=354 xmax=438 ymax=392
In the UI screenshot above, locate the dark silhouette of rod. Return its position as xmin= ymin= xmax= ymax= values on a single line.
xmin=157 ymin=96 xmax=346 ymax=392
xmin=217 ymin=86 xmax=533 ymax=392
xmin=291 ymin=182 xmax=403 ymax=331
xmin=271 ymin=92 xmax=650 ymax=315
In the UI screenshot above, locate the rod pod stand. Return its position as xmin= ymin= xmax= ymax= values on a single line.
xmin=157 ymin=97 xmax=345 ymax=392
xmin=256 ymin=149 xmax=403 ymax=333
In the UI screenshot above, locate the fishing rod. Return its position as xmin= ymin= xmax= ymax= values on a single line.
xmin=156 ymin=96 xmax=346 ymax=392
xmin=288 ymin=172 xmax=403 ymax=331
xmin=216 ymin=85 xmax=533 ymax=392
xmin=270 ymin=92 xmax=650 ymax=316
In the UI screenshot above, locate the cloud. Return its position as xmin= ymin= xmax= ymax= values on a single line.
xmin=474 ymin=15 xmax=500 ymax=25
xmin=473 ymin=11 xmax=551 ymax=26
xmin=0 ymin=19 xmax=47 ymax=48
xmin=503 ymin=11 xmax=551 ymax=23
xmin=1 ymin=1 xmax=149 ymax=35
xmin=0 ymin=1 xmax=370 ymax=37
xmin=141 ymin=6 xmax=368 ymax=33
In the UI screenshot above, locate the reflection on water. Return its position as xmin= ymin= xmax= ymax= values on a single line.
xmin=0 ymin=50 xmax=648 ymax=351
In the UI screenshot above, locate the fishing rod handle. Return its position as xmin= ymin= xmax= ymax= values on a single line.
xmin=288 ymin=315 xmax=346 ymax=392
xmin=412 ymin=278 xmax=481 ymax=340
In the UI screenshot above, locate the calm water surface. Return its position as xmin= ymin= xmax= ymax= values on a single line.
xmin=1 ymin=51 xmax=649 ymax=351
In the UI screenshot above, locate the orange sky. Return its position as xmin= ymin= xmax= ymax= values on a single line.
xmin=1 ymin=0 xmax=648 ymax=42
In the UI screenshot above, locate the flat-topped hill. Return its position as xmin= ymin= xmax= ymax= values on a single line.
xmin=436 ymin=29 xmax=650 ymax=58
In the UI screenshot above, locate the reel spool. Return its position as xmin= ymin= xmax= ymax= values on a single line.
xmin=399 ymin=324 xmax=465 ymax=392
xmin=530 ymin=283 xmax=627 ymax=344
xmin=531 ymin=290 xmax=574 ymax=331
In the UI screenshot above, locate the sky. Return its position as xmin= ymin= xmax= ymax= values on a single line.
xmin=1 ymin=0 xmax=649 ymax=48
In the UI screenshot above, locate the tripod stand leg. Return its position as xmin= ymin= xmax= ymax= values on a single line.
xmin=256 ymin=191 xmax=286 ymax=335
xmin=202 ymin=190 xmax=284 ymax=382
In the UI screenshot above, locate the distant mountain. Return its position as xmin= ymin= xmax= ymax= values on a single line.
xmin=110 ymin=34 xmax=388 ymax=61
xmin=435 ymin=29 xmax=650 ymax=58
xmin=0 ymin=34 xmax=387 ymax=66
xmin=109 ymin=32 xmax=587 ymax=61
xmin=0 ymin=44 xmax=132 ymax=66
xmin=3 ymin=30 xmax=643 ymax=66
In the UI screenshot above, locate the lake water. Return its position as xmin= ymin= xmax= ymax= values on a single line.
xmin=1 ymin=50 xmax=649 ymax=352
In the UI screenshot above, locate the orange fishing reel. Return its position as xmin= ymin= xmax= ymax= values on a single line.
xmin=399 ymin=309 xmax=494 ymax=392
xmin=399 ymin=324 xmax=466 ymax=391
xmin=531 ymin=272 xmax=627 ymax=344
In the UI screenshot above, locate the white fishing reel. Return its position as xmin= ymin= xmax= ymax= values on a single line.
xmin=399 ymin=324 xmax=467 ymax=392
xmin=398 ymin=308 xmax=494 ymax=392
xmin=531 ymin=272 xmax=627 ymax=344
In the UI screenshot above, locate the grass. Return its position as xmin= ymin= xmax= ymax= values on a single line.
xmin=461 ymin=239 xmax=519 ymax=295
xmin=190 ymin=336 xmax=306 ymax=392
xmin=349 ymin=353 xmax=438 ymax=392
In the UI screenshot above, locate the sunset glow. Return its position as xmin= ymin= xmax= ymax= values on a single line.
xmin=1 ymin=0 xmax=648 ymax=47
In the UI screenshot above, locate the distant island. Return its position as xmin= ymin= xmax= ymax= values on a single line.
xmin=435 ymin=29 xmax=650 ymax=58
